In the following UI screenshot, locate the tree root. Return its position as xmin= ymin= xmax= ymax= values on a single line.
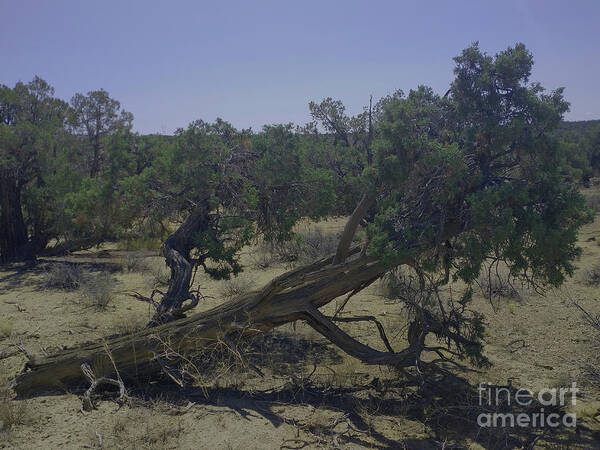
xmin=80 ymin=363 xmax=127 ymax=412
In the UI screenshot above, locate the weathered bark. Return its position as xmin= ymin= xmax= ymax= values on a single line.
xmin=13 ymin=247 xmax=398 ymax=396
xmin=333 ymin=192 xmax=376 ymax=264
xmin=0 ymin=170 xmax=31 ymax=263
xmin=151 ymin=207 xmax=210 ymax=324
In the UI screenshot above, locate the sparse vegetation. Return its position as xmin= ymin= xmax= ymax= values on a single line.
xmin=42 ymin=263 xmax=84 ymax=290
xmin=271 ymin=226 xmax=339 ymax=267
xmin=477 ymin=273 xmax=522 ymax=299
xmin=0 ymin=319 xmax=13 ymax=338
xmin=220 ymin=275 xmax=255 ymax=299
xmin=80 ymin=272 xmax=115 ymax=309
xmin=150 ymin=264 xmax=171 ymax=287
xmin=584 ymin=264 xmax=600 ymax=286
xmin=1 ymin=33 xmax=599 ymax=449
xmin=0 ymin=389 xmax=30 ymax=432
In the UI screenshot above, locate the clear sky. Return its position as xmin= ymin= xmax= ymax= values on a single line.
xmin=2 ymin=0 xmax=599 ymax=134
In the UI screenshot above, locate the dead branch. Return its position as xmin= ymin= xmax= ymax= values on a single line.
xmin=80 ymin=363 xmax=127 ymax=412
xmin=331 ymin=315 xmax=395 ymax=353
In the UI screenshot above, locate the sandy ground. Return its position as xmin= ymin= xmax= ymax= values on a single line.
xmin=1 ymin=211 xmax=600 ymax=449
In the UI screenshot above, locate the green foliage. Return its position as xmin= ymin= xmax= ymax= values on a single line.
xmin=553 ymin=120 xmax=600 ymax=180
xmin=0 ymin=43 xmax=595 ymax=375
xmin=0 ymin=78 xmax=144 ymax=261
xmin=367 ymin=43 xmax=592 ymax=292
xmin=0 ymin=77 xmax=70 ymax=259
xmin=0 ymin=45 xmax=593 ymax=330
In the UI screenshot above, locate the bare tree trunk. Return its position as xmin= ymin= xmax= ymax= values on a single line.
xmin=0 ymin=170 xmax=31 ymax=263
xmin=13 ymin=248 xmax=399 ymax=396
xmin=333 ymin=192 xmax=376 ymax=264
xmin=151 ymin=207 xmax=209 ymax=324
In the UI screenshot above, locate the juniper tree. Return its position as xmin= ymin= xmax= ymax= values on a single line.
xmin=0 ymin=77 xmax=69 ymax=262
xmin=13 ymin=43 xmax=594 ymax=394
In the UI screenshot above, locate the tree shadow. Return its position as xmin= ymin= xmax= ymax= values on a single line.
xmin=11 ymin=329 xmax=599 ymax=448
xmin=125 ymin=331 xmax=599 ymax=449
xmin=0 ymin=259 xmax=122 ymax=291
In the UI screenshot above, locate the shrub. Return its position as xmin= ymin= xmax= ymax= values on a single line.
xmin=0 ymin=390 xmax=30 ymax=432
xmin=584 ymin=264 xmax=600 ymax=286
xmin=477 ymin=274 xmax=521 ymax=299
xmin=42 ymin=263 xmax=83 ymax=290
xmin=220 ymin=275 xmax=255 ymax=299
xmin=0 ymin=319 xmax=13 ymax=339
xmin=151 ymin=264 xmax=171 ymax=287
xmin=250 ymin=243 xmax=276 ymax=269
xmin=80 ymin=273 xmax=115 ymax=309
xmin=271 ymin=227 xmax=338 ymax=267
xmin=380 ymin=267 xmax=418 ymax=301
xmin=121 ymin=253 xmax=150 ymax=273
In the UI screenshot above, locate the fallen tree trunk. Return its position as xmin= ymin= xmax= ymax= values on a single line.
xmin=13 ymin=247 xmax=411 ymax=397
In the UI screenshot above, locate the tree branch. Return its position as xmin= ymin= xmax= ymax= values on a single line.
xmin=301 ymin=306 xmax=422 ymax=367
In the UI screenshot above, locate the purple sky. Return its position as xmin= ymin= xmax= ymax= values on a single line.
xmin=2 ymin=0 xmax=599 ymax=134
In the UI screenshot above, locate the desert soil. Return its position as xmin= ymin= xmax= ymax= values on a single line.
xmin=1 ymin=210 xmax=600 ymax=449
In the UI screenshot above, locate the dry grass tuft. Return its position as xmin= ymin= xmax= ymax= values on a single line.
xmin=271 ymin=226 xmax=338 ymax=267
xmin=42 ymin=263 xmax=84 ymax=290
xmin=220 ymin=275 xmax=256 ymax=299
xmin=584 ymin=264 xmax=600 ymax=286
xmin=80 ymin=273 xmax=115 ymax=309
xmin=0 ymin=319 xmax=13 ymax=339
xmin=0 ymin=389 xmax=31 ymax=433
xmin=121 ymin=253 xmax=151 ymax=273
xmin=477 ymin=275 xmax=521 ymax=299
xmin=150 ymin=264 xmax=171 ymax=287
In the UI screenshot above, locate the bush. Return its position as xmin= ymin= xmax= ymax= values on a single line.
xmin=271 ymin=227 xmax=338 ymax=267
xmin=121 ymin=253 xmax=150 ymax=273
xmin=380 ymin=267 xmax=419 ymax=301
xmin=477 ymin=274 xmax=521 ymax=299
xmin=584 ymin=264 xmax=600 ymax=286
xmin=0 ymin=389 xmax=30 ymax=432
xmin=250 ymin=243 xmax=276 ymax=269
xmin=585 ymin=193 xmax=600 ymax=213
xmin=80 ymin=272 xmax=115 ymax=309
xmin=151 ymin=264 xmax=171 ymax=287
xmin=0 ymin=319 xmax=13 ymax=339
xmin=220 ymin=275 xmax=255 ymax=299
xmin=42 ymin=263 xmax=83 ymax=290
